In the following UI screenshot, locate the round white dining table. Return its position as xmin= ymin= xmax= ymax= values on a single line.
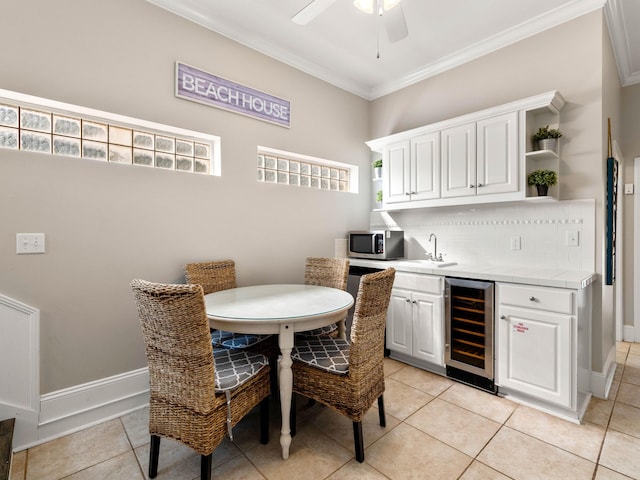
xmin=204 ymin=284 xmax=354 ymax=459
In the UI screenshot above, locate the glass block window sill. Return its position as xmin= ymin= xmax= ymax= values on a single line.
xmin=257 ymin=146 xmax=357 ymax=193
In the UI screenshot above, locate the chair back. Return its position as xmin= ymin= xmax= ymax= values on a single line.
xmin=304 ymin=257 xmax=349 ymax=291
xmin=184 ymin=260 xmax=237 ymax=294
xmin=131 ymin=279 xmax=216 ymax=414
xmin=349 ymin=268 xmax=396 ymax=374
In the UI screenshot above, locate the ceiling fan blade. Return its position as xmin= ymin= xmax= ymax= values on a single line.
xmin=384 ymin=3 xmax=408 ymax=42
xmin=292 ymin=0 xmax=338 ymax=25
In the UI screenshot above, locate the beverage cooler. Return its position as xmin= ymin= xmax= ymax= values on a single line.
xmin=444 ymin=277 xmax=496 ymax=393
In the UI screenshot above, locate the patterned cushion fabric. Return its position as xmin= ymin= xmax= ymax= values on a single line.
xmin=220 ymin=333 xmax=271 ymax=349
xmin=296 ymin=323 xmax=338 ymax=338
xmin=210 ymin=329 xmax=235 ymax=346
xmin=213 ymin=347 xmax=268 ymax=392
xmin=292 ymin=337 xmax=350 ymax=375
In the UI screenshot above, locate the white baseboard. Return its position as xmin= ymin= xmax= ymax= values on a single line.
xmin=13 ymin=367 xmax=150 ymax=451
xmin=591 ymin=345 xmax=617 ymax=399
xmin=623 ymin=324 xmax=639 ymax=343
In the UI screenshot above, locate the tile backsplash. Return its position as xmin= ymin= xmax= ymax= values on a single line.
xmin=370 ymin=199 xmax=595 ymax=272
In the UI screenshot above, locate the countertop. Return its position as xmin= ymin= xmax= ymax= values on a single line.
xmin=349 ymin=258 xmax=596 ymax=290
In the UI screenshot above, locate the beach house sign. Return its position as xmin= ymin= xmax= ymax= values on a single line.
xmin=175 ymin=62 xmax=291 ymax=128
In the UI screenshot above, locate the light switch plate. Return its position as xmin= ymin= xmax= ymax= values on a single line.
xmin=16 ymin=233 xmax=45 ymax=254
xmin=624 ymin=184 xmax=634 ymax=194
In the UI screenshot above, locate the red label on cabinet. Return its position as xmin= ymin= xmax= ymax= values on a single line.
xmin=513 ymin=322 xmax=529 ymax=333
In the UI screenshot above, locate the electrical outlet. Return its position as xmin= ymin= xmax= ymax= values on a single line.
xmin=16 ymin=233 xmax=45 ymax=254
xmin=566 ymin=231 xmax=579 ymax=247
xmin=510 ymin=236 xmax=521 ymax=250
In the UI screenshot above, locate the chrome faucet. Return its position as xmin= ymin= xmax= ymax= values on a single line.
xmin=427 ymin=233 xmax=443 ymax=262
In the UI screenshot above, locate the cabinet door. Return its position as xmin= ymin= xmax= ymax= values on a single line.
xmin=476 ymin=112 xmax=518 ymax=196
xmin=496 ymin=305 xmax=573 ymax=408
xmin=384 ymin=141 xmax=411 ymax=204
xmin=411 ymin=132 xmax=440 ymax=201
xmin=412 ymin=291 xmax=444 ymax=366
xmin=441 ymin=122 xmax=476 ymax=198
xmin=386 ymin=288 xmax=413 ymax=355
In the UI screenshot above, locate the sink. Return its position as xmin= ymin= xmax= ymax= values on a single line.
xmin=404 ymin=260 xmax=457 ymax=268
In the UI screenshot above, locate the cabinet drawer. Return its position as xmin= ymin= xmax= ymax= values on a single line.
xmin=497 ymin=283 xmax=574 ymax=315
xmin=393 ymin=272 xmax=442 ymax=294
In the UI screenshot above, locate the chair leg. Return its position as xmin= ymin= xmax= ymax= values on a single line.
xmin=260 ymin=395 xmax=270 ymax=444
xmin=201 ymin=453 xmax=212 ymax=480
xmin=290 ymin=393 xmax=296 ymax=437
xmin=352 ymin=421 xmax=365 ymax=463
xmin=149 ymin=435 xmax=160 ymax=478
xmin=377 ymin=395 xmax=386 ymax=427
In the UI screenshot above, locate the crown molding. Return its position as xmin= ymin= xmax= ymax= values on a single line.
xmin=605 ymin=0 xmax=640 ymax=87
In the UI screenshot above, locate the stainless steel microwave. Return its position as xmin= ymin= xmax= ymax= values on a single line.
xmin=348 ymin=231 xmax=404 ymax=260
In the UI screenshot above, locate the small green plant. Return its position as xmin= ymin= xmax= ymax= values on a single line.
xmin=372 ymin=158 xmax=383 ymax=168
xmin=376 ymin=190 xmax=383 ymax=203
xmin=527 ymin=169 xmax=558 ymax=187
xmin=533 ymin=125 xmax=563 ymax=141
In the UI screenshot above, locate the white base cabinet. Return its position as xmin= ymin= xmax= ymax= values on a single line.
xmin=496 ymin=282 xmax=592 ymax=420
xmin=386 ymin=273 xmax=444 ymax=367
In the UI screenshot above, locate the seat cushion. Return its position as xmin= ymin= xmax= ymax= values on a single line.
xmin=210 ymin=329 xmax=235 ymax=346
xmin=296 ymin=323 xmax=338 ymax=338
xmin=292 ymin=338 xmax=350 ymax=374
xmin=213 ymin=348 xmax=268 ymax=392
xmin=220 ymin=333 xmax=272 ymax=349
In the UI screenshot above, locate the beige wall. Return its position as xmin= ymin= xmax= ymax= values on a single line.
xmin=369 ymin=11 xmax=614 ymax=372
xmin=621 ymin=83 xmax=640 ymax=333
xmin=0 ymin=0 xmax=370 ymax=393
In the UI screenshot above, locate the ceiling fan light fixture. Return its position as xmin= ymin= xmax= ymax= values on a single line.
xmin=353 ymin=0 xmax=374 ymax=14
xmin=354 ymin=0 xmax=400 ymax=15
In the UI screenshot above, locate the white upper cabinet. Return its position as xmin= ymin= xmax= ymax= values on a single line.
xmin=476 ymin=111 xmax=518 ymax=195
xmin=441 ymin=122 xmax=477 ymax=198
xmin=385 ymin=132 xmax=440 ymax=204
xmin=385 ymin=140 xmax=410 ymax=204
xmin=367 ymin=91 xmax=565 ymax=210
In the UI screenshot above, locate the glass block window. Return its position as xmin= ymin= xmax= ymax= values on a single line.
xmin=257 ymin=146 xmax=355 ymax=193
xmin=0 ymin=89 xmax=220 ymax=176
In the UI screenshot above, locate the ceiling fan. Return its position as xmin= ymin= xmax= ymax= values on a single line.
xmin=292 ymin=0 xmax=409 ymax=43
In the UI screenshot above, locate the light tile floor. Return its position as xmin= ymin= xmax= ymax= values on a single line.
xmin=10 ymin=342 xmax=640 ymax=480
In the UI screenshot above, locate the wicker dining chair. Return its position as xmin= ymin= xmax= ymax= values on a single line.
xmin=184 ymin=260 xmax=280 ymax=394
xmin=131 ymin=279 xmax=270 ymax=480
xmin=291 ymin=267 xmax=396 ymax=462
xmin=296 ymin=257 xmax=350 ymax=339
xmin=184 ymin=260 xmax=273 ymax=348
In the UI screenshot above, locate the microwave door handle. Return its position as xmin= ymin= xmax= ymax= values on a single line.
xmin=371 ymin=234 xmax=377 ymax=253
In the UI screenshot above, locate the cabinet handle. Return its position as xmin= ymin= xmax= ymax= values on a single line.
xmin=411 ymin=191 xmax=416 ymax=194
xmin=500 ymin=315 xmax=507 ymax=320
xmin=412 ymin=300 xmax=417 ymax=304
xmin=405 ymin=192 xmax=410 ymax=196
xmin=405 ymin=298 xmax=411 ymax=302
xmin=469 ymin=184 xmax=475 ymax=188
xmin=477 ymin=183 xmax=483 ymax=187
xmin=529 ymin=296 xmax=537 ymax=302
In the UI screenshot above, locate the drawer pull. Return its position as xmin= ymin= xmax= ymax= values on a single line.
xmin=412 ymin=300 xmax=417 ymax=304
xmin=529 ymin=296 xmax=537 ymax=302
xmin=500 ymin=315 xmax=507 ymax=320
xmin=405 ymin=298 xmax=411 ymax=302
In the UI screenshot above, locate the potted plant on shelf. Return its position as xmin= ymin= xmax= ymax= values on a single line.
xmin=533 ymin=125 xmax=563 ymax=152
xmin=527 ymin=169 xmax=558 ymax=196
xmin=372 ymin=158 xmax=382 ymax=180
xmin=376 ymin=189 xmax=383 ymax=207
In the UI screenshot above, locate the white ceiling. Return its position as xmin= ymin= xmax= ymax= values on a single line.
xmin=147 ymin=0 xmax=640 ymax=100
